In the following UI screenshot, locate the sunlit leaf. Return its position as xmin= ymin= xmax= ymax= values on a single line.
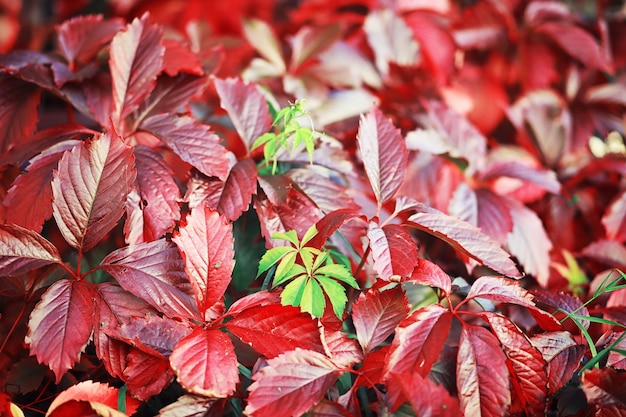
xmin=0 ymin=224 xmax=62 ymax=277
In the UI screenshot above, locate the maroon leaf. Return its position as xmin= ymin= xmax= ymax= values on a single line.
xmin=173 ymin=204 xmax=234 ymax=315
xmin=581 ymin=368 xmax=626 ymax=407
xmin=0 ymin=74 xmax=41 ymax=154
xmin=607 ymin=332 xmax=626 ymax=370
xmin=406 ymin=206 xmax=521 ymax=277
xmin=114 ymin=315 xmax=192 ymax=357
xmin=466 ymin=276 xmax=535 ymax=308
xmin=408 ymin=258 xmax=452 ymax=295
xmin=110 ymin=13 xmax=164 ymax=125
xmin=352 ymin=284 xmax=410 ymax=353
xmin=0 ymin=224 xmax=62 ymax=277
xmin=51 ymin=133 xmax=135 ymax=252
xmin=367 ymin=222 xmax=419 ymax=280
xmin=3 ymin=140 xmax=78 ymax=232
xmin=140 ymin=113 xmax=231 ymax=180
xmin=382 ymin=304 xmax=452 ymax=379
xmin=25 ymin=279 xmax=95 ymax=383
xmin=125 ymin=145 xmax=180 ymax=244
xmin=244 ymin=349 xmax=341 ymax=417
xmin=226 ymin=304 xmax=325 ymax=358
xmin=124 ymin=348 xmax=174 ymax=401
xmin=531 ymin=331 xmax=585 ymax=395
xmin=214 ymin=77 xmax=272 ymax=152
xmin=388 ymin=371 xmax=460 ymax=416
xmin=135 ymin=73 xmax=208 ymax=122
xmin=100 ymin=239 xmax=199 ymax=321
xmin=56 ymin=15 xmax=124 ymax=66
xmin=456 ymin=324 xmax=511 ymax=417
xmin=169 ymin=327 xmax=238 ymax=397
xmin=356 ymin=107 xmax=408 ymax=208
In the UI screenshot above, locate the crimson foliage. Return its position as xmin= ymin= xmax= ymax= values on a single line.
xmin=1 ymin=1 xmax=626 ymax=416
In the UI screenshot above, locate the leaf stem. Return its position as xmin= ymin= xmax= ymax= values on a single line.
xmin=0 ymin=301 xmax=28 ymax=355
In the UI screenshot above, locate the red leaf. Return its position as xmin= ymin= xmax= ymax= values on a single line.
xmin=482 ymin=313 xmax=548 ymax=415
xmin=56 ymin=15 xmax=124 ymax=66
xmin=475 ymin=189 xmax=514 ymax=244
xmin=158 ymin=395 xmax=223 ymax=416
xmin=140 ymin=113 xmax=231 ymax=180
xmin=100 ymin=238 xmax=199 ymax=321
xmin=136 ymin=73 xmax=208 ymax=121
xmin=25 ymin=279 xmax=95 ymax=383
xmin=0 ymin=224 xmax=62 ymax=277
xmin=125 ymin=145 xmax=180 ymax=244
xmin=124 ymin=347 xmax=174 ymax=401
xmin=531 ymin=331 xmax=585 ymax=395
xmin=607 ymin=332 xmax=626 ymax=370
xmin=47 ymin=381 xmax=140 ymax=416
xmin=0 ymin=74 xmax=41 ymax=154
xmin=356 ymin=107 xmax=408 ymax=208
xmin=478 ymin=160 xmax=561 ymax=195
xmin=244 ymin=349 xmax=341 ymax=417
xmin=169 ymin=328 xmax=238 ymax=397
xmin=226 ymin=290 xmax=282 ymax=316
xmin=51 ymin=133 xmax=135 ymax=252
xmin=466 ymin=276 xmax=535 ymax=308
xmin=456 ymin=324 xmax=511 ymax=417
xmin=173 ymin=204 xmax=234 ymax=315
xmin=408 ymin=258 xmax=452 ymax=295
xmin=308 ymin=209 xmax=362 ymax=250
xmin=382 ymin=304 xmax=452 ymax=379
xmin=3 ymin=140 xmax=78 ymax=232
xmin=352 ymin=284 xmax=410 ymax=353
xmin=367 ymin=222 xmax=419 ymax=280
xmin=406 ymin=206 xmax=521 ymax=277
xmin=226 ymin=304 xmax=325 ymax=358
xmin=113 ymin=314 xmax=192 ymax=357
xmin=162 ymin=39 xmax=203 ymax=76
xmin=214 ymin=77 xmax=272 ymax=152
xmin=581 ymin=368 xmax=626 ymax=407
xmin=321 ymin=327 xmax=363 ymax=368
xmin=110 ymin=13 xmax=164 ymax=125
xmin=287 ymin=169 xmax=359 ymax=214
xmin=602 ymin=190 xmax=626 ymax=242
xmin=388 ymin=371 xmax=460 ymax=416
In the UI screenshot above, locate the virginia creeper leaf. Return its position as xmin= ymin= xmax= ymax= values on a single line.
xmin=602 ymin=190 xmax=626 ymax=242
xmin=140 ymin=113 xmax=231 ymax=180
xmin=173 ymin=204 xmax=235 ymax=315
xmin=56 ymin=15 xmax=124 ymax=66
xmin=408 ymin=258 xmax=452 ymax=295
xmin=110 ymin=13 xmax=164 ymax=125
xmin=321 ymin=327 xmax=363 ymax=368
xmin=356 ymin=107 xmax=408 ymax=208
xmin=26 ymin=279 xmax=95 ymax=383
xmin=135 ymin=73 xmax=208 ymax=122
xmin=0 ymin=224 xmax=61 ymax=277
xmin=367 ymin=222 xmax=419 ymax=280
xmin=388 ymin=371 xmax=460 ymax=416
xmin=124 ymin=348 xmax=174 ymax=401
xmin=0 ymin=74 xmax=41 ymax=155
xmin=456 ymin=324 xmax=511 ymax=417
xmin=157 ymin=395 xmax=222 ymax=417
xmin=581 ymin=368 xmax=626 ymax=407
xmin=169 ymin=328 xmax=238 ymax=398
xmin=466 ymin=276 xmax=535 ymax=308
xmin=245 ymin=349 xmax=341 ymax=417
xmin=100 ymin=238 xmax=198 ymax=320
xmin=352 ymin=285 xmax=410 ymax=353
xmin=113 ymin=314 xmax=192 ymax=357
xmin=287 ymin=169 xmax=360 ymax=214
xmin=51 ymin=133 xmax=135 ymax=252
xmin=47 ymin=381 xmax=140 ymax=417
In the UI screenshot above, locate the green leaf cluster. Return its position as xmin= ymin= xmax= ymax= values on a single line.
xmin=257 ymin=225 xmax=359 ymax=318
xmin=252 ymin=100 xmax=316 ymax=174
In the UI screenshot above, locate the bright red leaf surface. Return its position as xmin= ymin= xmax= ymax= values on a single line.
xmin=367 ymin=222 xmax=419 ymax=280
xmin=47 ymin=380 xmax=140 ymax=416
xmin=123 ymin=347 xmax=174 ymax=401
xmin=408 ymin=258 xmax=452 ymax=295
xmin=0 ymin=224 xmax=61 ymax=276
xmin=581 ymin=368 xmax=626 ymax=408
xmin=465 ymin=276 xmax=535 ymax=308
xmin=57 ymin=15 xmax=124 ymax=66
xmin=389 ymin=371 xmax=460 ymax=416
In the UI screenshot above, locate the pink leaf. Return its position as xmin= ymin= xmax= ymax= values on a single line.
xmin=0 ymin=74 xmax=41 ymax=154
xmin=51 ymin=133 xmax=135 ymax=252
xmin=456 ymin=324 xmax=511 ymax=417
xmin=408 ymin=258 xmax=452 ymax=295
xmin=479 ymin=160 xmax=561 ymax=194
xmin=0 ymin=224 xmax=61 ymax=277
xmin=25 ymin=279 xmax=95 ymax=383
xmin=367 ymin=222 xmax=419 ymax=280
xmin=214 ymin=77 xmax=272 ymax=152
xmin=466 ymin=276 xmax=535 ymax=308
xmin=407 ymin=206 xmax=521 ymax=277
xmin=602 ymin=190 xmax=626 ymax=242
xmin=475 ymin=189 xmax=514 ymax=244
xmin=47 ymin=381 xmax=140 ymax=416
xmin=227 ymin=304 xmax=325 ymax=358
xmin=352 ymin=284 xmax=410 ymax=353
xmin=3 ymin=140 xmax=78 ymax=232
xmin=56 ymin=15 xmax=124 ymax=66
xmin=173 ymin=205 xmax=234 ymax=314
xmin=110 ymin=13 xmax=164 ymax=125
xmin=125 ymin=145 xmax=180 ymax=244
xmin=388 ymin=372 xmax=460 ymax=416
xmin=100 ymin=239 xmax=198 ymax=321
xmin=382 ymin=304 xmax=452 ymax=379
xmin=244 ymin=349 xmax=341 ymax=417
xmin=356 ymin=107 xmax=408 ymax=208
xmin=169 ymin=328 xmax=238 ymax=397
xmin=140 ymin=113 xmax=231 ymax=180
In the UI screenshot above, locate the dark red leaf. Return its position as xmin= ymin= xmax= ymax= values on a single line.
xmin=352 ymin=284 xmax=409 ymax=353
xmin=607 ymin=332 xmax=626 ymax=370
xmin=367 ymin=222 xmax=419 ymax=280
xmin=47 ymin=381 xmax=140 ymax=416
xmin=0 ymin=224 xmax=62 ymax=277
xmin=356 ymin=107 xmax=408 ymax=208
xmin=227 ymin=304 xmax=325 ymax=358
xmin=603 ymin=190 xmax=626 ymax=242
xmin=306 ymin=399 xmax=352 ymax=417
xmin=408 ymin=258 xmax=452 ymax=295
xmin=466 ymin=276 xmax=535 ymax=308
xmin=110 ymin=13 xmax=164 ymax=126
xmin=140 ymin=113 xmax=231 ymax=180
xmin=388 ymin=371 xmax=460 ymax=416
xmin=287 ymin=169 xmax=359 ymax=214
xmin=56 ymin=15 xmax=124 ymax=66
xmin=170 ymin=328 xmax=239 ymax=397
xmin=531 ymin=331 xmax=585 ymax=395
xmin=581 ymin=368 xmax=626 ymax=407
xmin=173 ymin=204 xmax=234 ymax=315
xmin=245 ymin=349 xmax=341 ymax=417
xmin=0 ymin=74 xmax=41 ymax=155
xmin=51 ymin=133 xmax=135 ymax=252
xmin=25 ymin=279 xmax=95 ymax=383
xmin=124 ymin=347 xmax=174 ymax=401
xmin=135 ymin=73 xmax=208 ymax=122
xmin=3 ymin=140 xmax=78 ymax=232
xmin=382 ymin=304 xmax=452 ymax=379
xmin=308 ymin=209 xmax=362 ymax=250
xmin=214 ymin=77 xmax=272 ymax=152
xmin=113 ymin=314 xmax=192 ymax=357
xmin=456 ymin=324 xmax=511 ymax=417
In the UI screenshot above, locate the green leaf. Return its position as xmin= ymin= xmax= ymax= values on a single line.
xmin=300 ymin=224 xmax=318 ymax=247
xmin=257 ymin=246 xmax=293 ymax=277
xmin=281 ymin=275 xmax=308 ymax=308
xmin=252 ymin=132 xmax=276 ymax=151
xmin=273 ymin=262 xmax=306 ymax=287
xmin=316 ymin=275 xmax=348 ymax=318
xmin=315 ymin=264 xmax=359 ymax=288
xmin=272 ymin=230 xmax=299 ymax=246
xmin=300 ymin=278 xmax=325 ymax=318
xmin=274 ymin=250 xmax=298 ymax=282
